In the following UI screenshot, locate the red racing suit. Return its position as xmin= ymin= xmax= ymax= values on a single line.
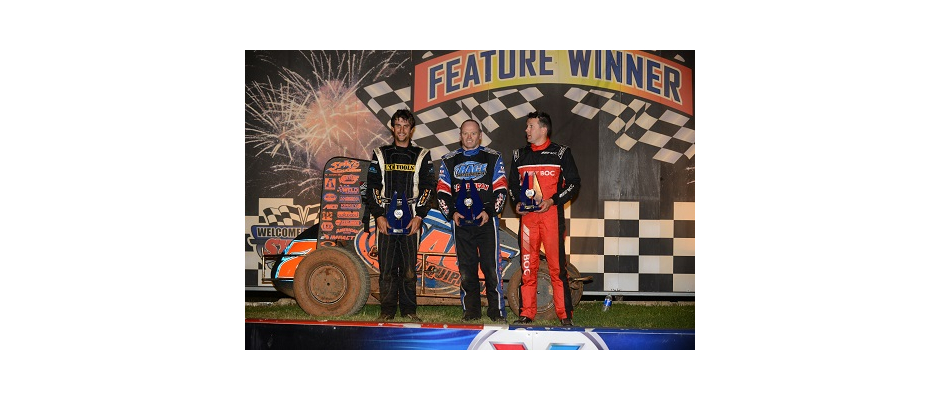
xmin=507 ymin=140 xmax=580 ymax=320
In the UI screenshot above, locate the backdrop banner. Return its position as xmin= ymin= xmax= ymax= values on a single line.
xmin=245 ymin=50 xmax=695 ymax=295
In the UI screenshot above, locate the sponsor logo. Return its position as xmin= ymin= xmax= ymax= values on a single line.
xmin=454 ymin=182 xmax=490 ymax=191
xmin=320 ymin=221 xmax=334 ymax=231
xmin=324 ymin=234 xmax=356 ymax=241
xmin=523 ymin=254 xmax=531 ymax=276
xmin=335 ymin=219 xmax=359 ymax=226
xmin=324 ymin=178 xmax=336 ymax=191
xmin=337 ymin=211 xmax=359 ymax=219
xmin=262 ymin=238 xmax=292 ymax=256
xmin=453 ymin=161 xmax=487 ymax=180
xmin=537 ymin=170 xmax=556 ymax=176
xmin=340 ymin=203 xmax=359 ymax=210
xmin=326 ymin=159 xmax=362 ymax=174
xmin=323 ymin=193 xmax=338 ymax=202
xmin=386 ymin=163 xmax=416 ymax=172
xmin=467 ymin=330 xmax=609 ymax=350
xmin=320 ymin=211 xmax=333 ymax=221
xmin=338 ymin=186 xmax=359 ymax=194
xmin=339 ymin=195 xmax=360 ymax=203
xmin=323 ymin=203 xmax=338 ymax=210
xmin=421 ymin=264 xmax=460 ymax=287
xmin=339 ymin=174 xmax=359 ymax=185
xmin=335 ymin=227 xmax=359 ymax=235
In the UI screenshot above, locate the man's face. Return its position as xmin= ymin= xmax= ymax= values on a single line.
xmin=459 ymin=121 xmax=482 ymax=151
xmin=392 ymin=117 xmax=413 ymax=146
xmin=525 ymin=118 xmax=547 ymax=145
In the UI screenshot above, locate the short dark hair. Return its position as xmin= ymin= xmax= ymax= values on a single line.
xmin=527 ymin=111 xmax=552 ymax=137
xmin=460 ymin=119 xmax=482 ymax=133
xmin=390 ymin=109 xmax=415 ymax=128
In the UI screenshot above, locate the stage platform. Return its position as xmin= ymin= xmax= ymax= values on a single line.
xmin=246 ymin=319 xmax=694 ymax=350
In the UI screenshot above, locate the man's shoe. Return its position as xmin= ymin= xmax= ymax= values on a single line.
xmin=405 ymin=314 xmax=422 ymax=322
xmin=560 ymin=318 xmax=573 ymax=326
xmin=490 ymin=316 xmax=507 ymax=323
xmin=376 ymin=314 xmax=394 ymax=321
xmin=513 ymin=316 xmax=533 ymax=324
xmin=462 ymin=315 xmax=482 ymax=322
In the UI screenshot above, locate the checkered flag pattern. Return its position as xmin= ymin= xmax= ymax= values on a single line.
xmin=357 ymin=77 xmax=544 ymax=160
xmin=461 ymin=87 xmax=543 ymax=133
xmin=358 ymin=80 xmax=411 ymax=130
xmin=261 ymin=204 xmax=319 ymax=226
xmin=413 ymin=87 xmax=544 ymax=160
xmin=564 ymin=87 xmax=695 ymax=163
xmin=501 ymin=201 xmax=694 ymax=293
xmin=412 ymin=101 xmax=468 ymax=160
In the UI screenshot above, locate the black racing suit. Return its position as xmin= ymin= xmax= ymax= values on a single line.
xmin=364 ymin=142 xmax=435 ymax=317
xmin=507 ymin=140 xmax=580 ymax=320
xmin=437 ymin=146 xmax=509 ymax=320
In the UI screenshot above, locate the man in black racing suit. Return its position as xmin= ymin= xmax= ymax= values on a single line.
xmin=363 ymin=109 xmax=435 ymax=322
xmin=437 ymin=119 xmax=509 ymax=322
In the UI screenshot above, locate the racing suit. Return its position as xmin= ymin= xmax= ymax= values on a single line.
xmin=364 ymin=142 xmax=435 ymax=317
xmin=437 ymin=146 xmax=509 ymax=320
xmin=508 ymin=140 xmax=580 ymax=320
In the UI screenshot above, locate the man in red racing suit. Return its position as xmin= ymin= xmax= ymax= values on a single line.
xmin=508 ymin=111 xmax=580 ymax=326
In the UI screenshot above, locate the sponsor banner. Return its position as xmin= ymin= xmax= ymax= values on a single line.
xmin=318 ymin=157 xmax=369 ymax=244
xmin=246 ymin=321 xmax=695 ymax=350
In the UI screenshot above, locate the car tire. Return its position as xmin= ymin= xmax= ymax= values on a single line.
xmin=293 ymin=246 xmax=370 ymax=316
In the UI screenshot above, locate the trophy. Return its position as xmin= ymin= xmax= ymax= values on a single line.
xmin=519 ymin=171 xmax=543 ymax=211
xmin=385 ymin=190 xmax=412 ymax=235
xmin=455 ymin=179 xmax=483 ymax=226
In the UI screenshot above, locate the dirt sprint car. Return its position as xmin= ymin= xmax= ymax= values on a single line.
xmin=266 ymin=157 xmax=590 ymax=320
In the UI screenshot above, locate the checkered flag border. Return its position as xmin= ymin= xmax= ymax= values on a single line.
xmin=413 ymin=87 xmax=543 ymax=160
xmin=261 ymin=204 xmax=320 ymax=226
xmin=564 ymin=87 xmax=695 ymax=163
xmin=358 ymin=80 xmax=411 ymax=131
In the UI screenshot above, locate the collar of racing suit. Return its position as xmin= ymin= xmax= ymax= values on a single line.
xmin=462 ymin=145 xmax=483 ymax=156
xmin=530 ymin=139 xmax=551 ymax=151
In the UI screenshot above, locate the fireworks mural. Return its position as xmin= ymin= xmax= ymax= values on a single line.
xmin=245 ymin=50 xmax=409 ymax=201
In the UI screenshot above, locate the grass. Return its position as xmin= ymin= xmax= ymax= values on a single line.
xmin=245 ymin=300 xmax=694 ymax=330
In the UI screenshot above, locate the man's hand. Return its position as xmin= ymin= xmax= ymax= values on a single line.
xmin=376 ymin=216 xmax=389 ymax=235
xmin=477 ymin=210 xmax=489 ymax=225
xmin=453 ymin=212 xmax=464 ymax=226
xmin=536 ymin=198 xmax=554 ymax=213
xmin=407 ymin=216 xmax=423 ymax=236
xmin=515 ymin=203 xmax=529 ymax=216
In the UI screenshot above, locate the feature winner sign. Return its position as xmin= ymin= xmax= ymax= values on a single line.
xmin=414 ymin=50 xmax=692 ymax=115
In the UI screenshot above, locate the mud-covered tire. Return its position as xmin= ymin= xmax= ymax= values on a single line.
xmin=507 ymin=262 xmax=584 ymax=320
xmin=567 ymin=263 xmax=584 ymax=307
xmin=294 ymin=246 xmax=370 ymax=316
